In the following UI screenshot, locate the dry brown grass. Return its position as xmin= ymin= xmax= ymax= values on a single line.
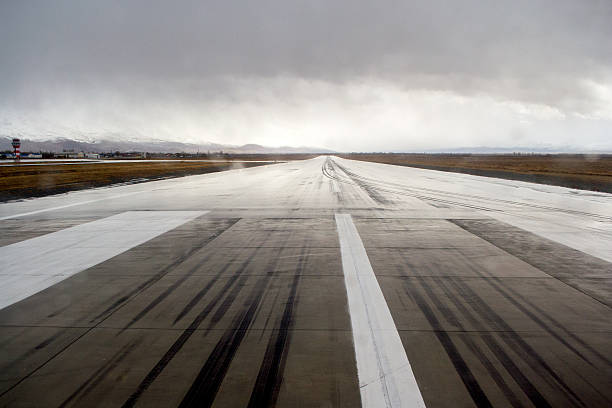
xmin=339 ymin=154 xmax=612 ymax=192
xmin=0 ymin=161 xmax=269 ymax=201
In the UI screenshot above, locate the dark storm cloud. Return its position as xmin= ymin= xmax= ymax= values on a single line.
xmin=1 ymin=0 xmax=611 ymax=152
xmin=1 ymin=0 xmax=611 ymax=109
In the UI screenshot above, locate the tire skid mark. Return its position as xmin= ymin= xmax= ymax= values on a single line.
xmin=179 ymin=276 xmax=280 ymax=407
xmin=406 ymin=279 xmax=493 ymax=407
xmin=177 ymin=246 xmax=288 ymax=408
xmin=399 ymin=219 xmax=610 ymax=369
xmin=449 ymin=219 xmax=612 ymax=365
xmin=328 ymin=159 xmax=494 ymax=212
xmin=413 ymin=273 xmax=540 ymax=407
xmin=412 ymin=222 xmax=610 ymax=367
xmin=446 ymin=277 xmax=588 ymax=407
xmin=324 ymin=158 xmax=377 ymax=206
xmin=9 ymin=328 xmax=77 ymax=369
xmin=171 ymin=233 xmax=261 ymax=326
xmin=201 ymin=246 xmax=285 ymax=335
xmin=119 ymin=259 xmax=215 ymax=333
xmin=490 ymin=276 xmax=611 ymax=365
xmin=1 ymin=216 xmax=236 ymax=400
xmin=451 ymin=219 xmax=612 ymax=366
xmin=247 ymin=248 xmax=305 ymax=407
xmin=59 ymin=338 xmax=143 ymax=407
xmin=178 ymin=277 xmax=270 ymax=407
xmin=420 ymin=273 xmax=524 ymax=407
xmin=451 ymin=219 xmax=612 ymax=307
xmin=172 ymin=259 xmax=239 ymax=325
xmin=10 ymin=330 xmax=65 ymax=364
xmin=257 ymin=277 xmax=283 ymax=341
xmin=333 ymin=161 xmax=390 ymax=205
xmin=330 ymin=158 xmax=612 ymax=220
xmin=322 ymin=158 xmax=345 ymax=203
xmin=121 ymin=245 xmax=263 ymax=408
xmin=46 ymin=303 xmax=75 ymax=319
xmin=480 ymin=334 xmax=553 ymax=408
xmin=480 ymin=274 xmax=598 ymax=366
xmin=460 ymin=336 xmax=525 ymax=408
xmin=90 ymin=218 xmax=240 ymax=323
xmin=406 ymin=249 xmax=473 ymax=279
xmin=399 ymin=243 xmax=602 ymax=367
xmin=426 ymin=276 xmax=551 ymax=407
xmin=120 ymin=219 xmax=242 ymax=331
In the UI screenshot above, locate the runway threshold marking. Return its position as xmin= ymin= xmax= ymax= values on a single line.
xmin=335 ymin=214 xmax=426 ymax=408
xmin=0 ymin=210 xmax=207 ymax=310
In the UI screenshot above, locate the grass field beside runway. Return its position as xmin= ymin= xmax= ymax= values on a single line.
xmin=0 ymin=161 xmax=271 ymax=201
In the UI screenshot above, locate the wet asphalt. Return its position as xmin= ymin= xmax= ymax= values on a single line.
xmin=0 ymin=156 xmax=610 ymax=407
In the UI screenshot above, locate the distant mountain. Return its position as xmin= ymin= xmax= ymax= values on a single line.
xmin=0 ymin=136 xmax=333 ymax=154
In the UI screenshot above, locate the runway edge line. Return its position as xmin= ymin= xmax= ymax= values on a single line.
xmin=335 ymin=213 xmax=426 ymax=408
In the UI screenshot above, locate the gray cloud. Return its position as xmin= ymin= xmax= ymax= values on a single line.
xmin=1 ymin=0 xmax=611 ymax=149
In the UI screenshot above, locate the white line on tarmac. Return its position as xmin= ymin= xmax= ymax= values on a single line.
xmin=335 ymin=214 xmax=426 ymax=408
xmin=484 ymin=211 xmax=612 ymax=263
xmin=331 ymin=178 xmax=341 ymax=193
xmin=0 ymin=210 xmax=207 ymax=310
xmin=0 ymin=191 xmax=144 ymax=220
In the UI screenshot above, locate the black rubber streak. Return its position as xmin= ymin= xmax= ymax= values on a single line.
xmin=426 ymin=276 xmax=551 ymax=408
xmin=121 ymin=245 xmax=262 ymax=408
xmin=90 ymin=219 xmax=241 ymax=323
xmin=123 ymin=226 xmax=294 ymax=407
xmin=59 ymin=338 xmax=142 ymax=407
xmin=177 ymin=245 xmax=290 ymax=407
xmin=451 ymin=219 xmax=612 ymax=307
xmin=332 ymin=161 xmax=390 ymax=205
xmin=445 ymin=277 xmax=587 ymax=407
xmin=0 ymin=218 xmax=242 ymax=401
xmin=407 ymin=282 xmax=493 ymax=407
xmin=119 ymin=219 xmax=242 ymax=332
xmin=247 ymin=249 xmax=305 ymax=407
xmin=393 ymin=241 xmax=520 ymax=405
xmin=451 ymin=219 xmax=612 ymax=367
xmin=177 ymin=276 xmax=271 ymax=407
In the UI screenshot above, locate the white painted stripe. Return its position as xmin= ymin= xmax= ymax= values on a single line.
xmin=335 ymin=214 xmax=426 ymax=408
xmin=485 ymin=211 xmax=612 ymax=263
xmin=0 ymin=211 xmax=207 ymax=310
xmin=330 ymin=177 xmax=340 ymax=193
xmin=0 ymin=191 xmax=144 ymax=220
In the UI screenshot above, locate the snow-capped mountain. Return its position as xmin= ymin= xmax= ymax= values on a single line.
xmin=0 ymin=135 xmax=333 ymax=154
xmin=0 ymin=115 xmax=333 ymax=154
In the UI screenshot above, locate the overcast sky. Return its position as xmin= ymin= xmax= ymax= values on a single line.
xmin=1 ymin=0 xmax=611 ymax=151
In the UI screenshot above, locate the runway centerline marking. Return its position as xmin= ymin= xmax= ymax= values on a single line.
xmin=0 ymin=210 xmax=207 ymax=310
xmin=335 ymin=213 xmax=426 ymax=408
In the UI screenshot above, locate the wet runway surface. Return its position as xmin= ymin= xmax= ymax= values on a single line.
xmin=0 ymin=157 xmax=610 ymax=407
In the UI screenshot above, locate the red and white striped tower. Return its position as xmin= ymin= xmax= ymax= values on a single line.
xmin=11 ymin=138 xmax=20 ymax=162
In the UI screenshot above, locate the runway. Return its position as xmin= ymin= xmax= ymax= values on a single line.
xmin=0 ymin=156 xmax=610 ymax=407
